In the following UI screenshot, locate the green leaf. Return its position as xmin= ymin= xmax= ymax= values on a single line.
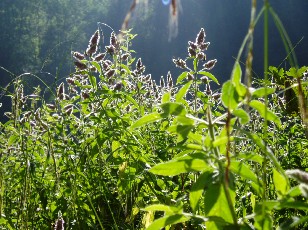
xmin=231 ymin=62 xmax=246 ymax=97
xmin=175 ymin=81 xmax=193 ymax=102
xmin=244 ymin=132 xmax=285 ymax=177
xmin=273 ymin=168 xmax=289 ymax=198
xmin=162 ymin=91 xmax=171 ymax=103
xmin=204 ymin=182 xmax=235 ymax=227
xmin=190 ymin=171 xmax=212 ymax=212
xmin=89 ymin=75 xmax=97 ymax=90
xmin=251 ymin=87 xmax=276 ymax=98
xmin=236 ymin=153 xmax=263 ymax=165
xmin=130 ymin=112 xmax=161 ymax=130
xmin=144 ymin=204 xmax=177 ymax=214
xmin=161 ymin=102 xmax=187 ymax=117
xmin=221 ymin=80 xmax=239 ymax=110
xmin=198 ymin=71 xmax=219 ymax=85
xmin=168 ymin=124 xmax=194 ymax=142
xmin=146 ymin=214 xmax=190 ymax=230
xmin=249 ymin=100 xmax=281 ymax=127
xmin=176 ymin=71 xmax=188 ymax=84
xmin=8 ymin=134 xmax=19 ymax=146
xmin=91 ymin=61 xmax=101 ymax=73
xmin=233 ymin=108 xmax=250 ymax=125
xmin=229 ymin=161 xmax=261 ymax=185
xmin=149 ymin=153 xmax=210 ymax=176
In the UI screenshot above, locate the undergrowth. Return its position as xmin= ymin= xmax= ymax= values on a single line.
xmin=0 ymin=1 xmax=308 ymax=230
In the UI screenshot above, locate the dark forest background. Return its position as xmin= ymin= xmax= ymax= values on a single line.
xmin=1 ymin=0 xmax=308 ymax=118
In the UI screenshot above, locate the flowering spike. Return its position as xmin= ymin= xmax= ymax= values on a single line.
xmin=196 ymin=28 xmax=205 ymax=45
xmin=86 ymin=30 xmax=100 ymax=56
xmin=203 ymin=59 xmax=217 ymax=70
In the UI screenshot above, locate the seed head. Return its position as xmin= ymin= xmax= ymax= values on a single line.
xmin=203 ymin=59 xmax=217 ymax=70
xmin=286 ymin=169 xmax=308 ymax=184
xmin=167 ymin=71 xmax=173 ymax=88
xmin=121 ymin=53 xmax=130 ymax=61
xmin=199 ymin=42 xmax=210 ymax=51
xmin=54 ymin=217 xmax=65 ymax=230
xmin=188 ymin=47 xmax=196 ymax=57
xmin=160 ymin=76 xmax=165 ymax=88
xmin=173 ymin=58 xmax=187 ymax=69
xmin=188 ymin=41 xmax=198 ymax=50
xmin=106 ymin=45 xmax=115 ymax=55
xmin=93 ymin=53 xmax=106 ymax=62
xmin=196 ymin=28 xmax=206 ymax=45
xmin=46 ymin=104 xmax=56 ymax=110
xmin=86 ymin=30 xmax=100 ymax=56
xmin=187 ymin=73 xmax=194 ymax=81
xmin=113 ymin=82 xmax=123 ymax=91
xmin=72 ymin=52 xmax=85 ymax=61
xmin=110 ymin=32 xmax=118 ymax=49
xmin=57 ymin=82 xmax=65 ymax=100
xmin=197 ymin=52 xmax=205 ymax=60
xmin=105 ymin=69 xmax=116 ymax=78
xmin=74 ymin=61 xmax=87 ymax=70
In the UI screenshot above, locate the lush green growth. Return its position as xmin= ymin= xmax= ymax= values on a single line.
xmin=1 ymin=2 xmax=308 ymax=230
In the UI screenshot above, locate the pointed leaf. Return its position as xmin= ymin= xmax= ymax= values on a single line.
xmin=146 ymin=214 xmax=190 ymax=230
xmin=175 ymin=81 xmax=193 ymax=102
xmin=233 ymin=108 xmax=250 ymax=125
xmin=204 ymin=182 xmax=235 ymax=225
xmin=149 ymin=153 xmax=210 ymax=176
xmin=190 ymin=171 xmax=212 ymax=212
xmin=251 ymin=87 xmax=276 ymax=98
xmin=249 ymin=100 xmax=281 ymax=127
xmin=198 ymin=71 xmax=219 ymax=85
xmin=161 ymin=102 xmax=187 ymax=117
xmin=130 ymin=112 xmax=161 ymax=130
xmin=176 ymin=71 xmax=188 ymax=84
xmin=273 ymin=168 xmax=289 ymax=198
xmin=221 ymin=80 xmax=240 ymax=110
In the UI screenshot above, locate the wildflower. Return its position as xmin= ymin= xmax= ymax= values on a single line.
xmin=136 ymin=58 xmax=145 ymax=74
xmin=203 ymin=59 xmax=217 ymax=70
xmin=86 ymin=30 xmax=100 ymax=56
xmin=160 ymin=76 xmax=165 ymax=88
xmin=199 ymin=42 xmax=210 ymax=51
xmin=81 ymin=90 xmax=90 ymax=99
xmin=57 ymin=82 xmax=65 ymax=100
xmin=196 ymin=28 xmax=205 ymax=45
xmin=72 ymin=51 xmax=85 ymax=61
xmin=201 ymin=76 xmax=209 ymax=84
xmin=105 ymin=69 xmax=116 ymax=78
xmin=188 ymin=41 xmax=198 ymax=50
xmin=66 ymin=77 xmax=75 ymax=85
xmin=173 ymin=58 xmax=187 ymax=69
xmin=102 ymin=60 xmax=112 ymax=70
xmin=64 ymin=104 xmax=73 ymax=115
xmin=121 ymin=53 xmax=130 ymax=61
xmin=93 ymin=53 xmax=105 ymax=62
xmin=106 ymin=45 xmax=115 ymax=55
xmin=74 ymin=61 xmax=87 ymax=70
xmin=46 ymin=104 xmax=56 ymax=110
xmin=286 ymin=169 xmax=308 ymax=184
xmin=188 ymin=47 xmax=196 ymax=57
xmin=197 ymin=52 xmax=205 ymax=61
xmin=167 ymin=71 xmax=173 ymax=88
xmin=110 ymin=32 xmax=119 ymax=49
xmin=113 ymin=82 xmax=123 ymax=91
xmin=187 ymin=73 xmax=194 ymax=81
xmin=54 ymin=217 xmax=65 ymax=230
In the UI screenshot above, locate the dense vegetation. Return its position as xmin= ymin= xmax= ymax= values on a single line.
xmin=0 ymin=0 xmax=308 ymax=229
